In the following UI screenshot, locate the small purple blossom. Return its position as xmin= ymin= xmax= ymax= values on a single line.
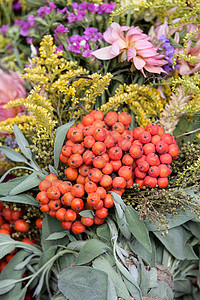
xmin=160 ymin=35 xmax=176 ymax=72
xmin=78 ymin=2 xmax=88 ymax=10
xmin=57 ymin=7 xmax=69 ymax=14
xmin=0 ymin=25 xmax=9 ymax=35
xmin=13 ymin=0 xmax=21 ymax=11
xmin=68 ymin=13 xmax=77 ymax=23
xmin=55 ymin=25 xmax=69 ymax=34
xmin=76 ymin=11 xmax=86 ymax=21
xmin=67 ymin=44 xmax=81 ymax=54
xmin=37 ymin=2 xmax=56 ymax=18
xmin=27 ymin=15 xmax=35 ymax=27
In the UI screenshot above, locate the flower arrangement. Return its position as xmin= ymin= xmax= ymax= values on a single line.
xmin=0 ymin=1 xmax=200 ymax=300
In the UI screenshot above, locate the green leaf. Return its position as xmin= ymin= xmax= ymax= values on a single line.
xmin=96 ymin=223 xmax=111 ymax=245
xmin=9 ymin=171 xmax=45 ymax=195
xmin=107 ymin=277 xmax=117 ymax=300
xmin=0 ymin=242 xmax=15 ymax=260
xmin=0 ymin=146 xmax=28 ymax=163
xmin=79 ymin=210 xmax=94 ymax=218
xmin=0 ymin=280 xmax=17 ymax=295
xmin=129 ymin=234 xmax=156 ymax=267
xmin=14 ymin=254 xmax=36 ymax=270
xmin=147 ymin=281 xmax=174 ymax=299
xmin=110 ymin=191 xmax=126 ymax=211
xmin=125 ymin=206 xmax=151 ymax=252
xmin=76 ymin=239 xmax=110 ymax=265
xmin=0 ymin=166 xmax=34 ymax=183
xmin=93 ymin=256 xmax=130 ymax=300
xmin=0 ymin=176 xmax=29 ymax=196
xmin=0 ymin=194 xmax=38 ymax=207
xmin=58 ymin=266 xmax=108 ymax=300
xmin=13 ymin=125 xmax=32 ymax=160
xmin=0 ymin=250 xmax=29 ymax=300
xmin=154 ymin=226 xmax=198 ymax=260
xmin=115 ymin=209 xmax=131 ymax=240
xmin=46 ymin=231 xmax=68 ymax=240
xmin=54 ymin=121 xmax=74 ymax=169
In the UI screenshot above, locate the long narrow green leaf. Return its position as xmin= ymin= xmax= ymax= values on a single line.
xmin=9 ymin=171 xmax=45 ymax=195
xmin=0 ymin=194 xmax=38 ymax=206
xmin=0 ymin=146 xmax=28 ymax=163
xmin=0 ymin=166 xmax=34 ymax=183
xmin=54 ymin=121 xmax=74 ymax=169
xmin=13 ymin=125 xmax=32 ymax=160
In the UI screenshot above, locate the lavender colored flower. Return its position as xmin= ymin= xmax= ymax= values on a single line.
xmin=56 ymin=44 xmax=64 ymax=52
xmin=14 ymin=20 xmax=29 ymax=36
xmin=6 ymin=44 xmax=14 ymax=51
xmin=87 ymin=3 xmax=99 ymax=13
xmin=0 ymin=25 xmax=9 ymax=35
xmin=159 ymin=34 xmax=176 ymax=72
xmin=67 ymin=44 xmax=81 ymax=54
xmin=68 ymin=35 xmax=83 ymax=43
xmin=49 ymin=2 xmax=57 ymax=10
xmin=72 ymin=2 xmax=79 ymax=10
xmin=26 ymin=37 xmax=33 ymax=44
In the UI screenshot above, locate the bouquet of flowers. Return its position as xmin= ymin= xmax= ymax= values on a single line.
xmin=0 ymin=1 xmax=200 ymax=299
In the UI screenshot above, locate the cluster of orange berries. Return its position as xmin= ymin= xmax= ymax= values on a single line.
xmin=36 ymin=110 xmax=179 ymax=234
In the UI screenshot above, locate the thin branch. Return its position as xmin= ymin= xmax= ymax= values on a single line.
xmin=176 ymin=127 xmax=200 ymax=138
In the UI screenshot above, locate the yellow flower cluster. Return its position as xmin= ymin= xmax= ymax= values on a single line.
xmin=100 ymin=83 xmax=165 ymax=126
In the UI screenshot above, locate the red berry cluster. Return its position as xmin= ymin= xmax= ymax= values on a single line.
xmin=131 ymin=124 xmax=179 ymax=189
xmin=36 ymin=110 xmax=179 ymax=234
xmin=0 ymin=201 xmax=41 ymax=272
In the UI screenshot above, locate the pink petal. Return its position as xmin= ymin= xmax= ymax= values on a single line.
xmin=133 ymin=56 xmax=146 ymax=70
xmin=127 ymin=47 xmax=136 ymax=61
xmin=91 ymin=46 xmax=117 ymax=60
xmin=110 ymin=40 xmax=120 ymax=56
xmin=103 ymin=27 xmax=119 ymax=44
xmin=134 ymin=40 xmax=153 ymax=50
xmin=144 ymin=64 xmax=165 ymax=74
xmin=137 ymin=48 xmax=158 ymax=58
xmin=144 ymin=58 xmax=168 ymax=66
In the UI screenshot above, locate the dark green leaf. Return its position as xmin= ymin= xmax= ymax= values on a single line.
xmin=9 ymin=171 xmax=45 ymax=195
xmin=14 ymin=125 xmax=32 ymax=160
xmin=79 ymin=210 xmax=94 ymax=218
xmin=58 ymin=266 xmax=108 ymax=300
xmin=0 ymin=194 xmax=38 ymax=207
xmin=54 ymin=121 xmax=74 ymax=169
xmin=75 ymin=239 xmax=110 ymax=265
xmin=0 ymin=146 xmax=28 ymax=163
xmin=93 ymin=256 xmax=130 ymax=300
xmin=46 ymin=232 xmax=68 ymax=240
xmin=184 ymin=115 xmax=200 ymax=142
xmin=125 ymin=206 xmax=151 ymax=252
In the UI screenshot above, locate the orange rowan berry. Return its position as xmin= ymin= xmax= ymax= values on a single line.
xmin=47 ymin=187 xmax=61 ymax=200
xmin=71 ymin=198 xmax=84 ymax=212
xmin=93 ymin=156 xmax=106 ymax=169
xmin=83 ymin=136 xmax=95 ymax=148
xmin=112 ymin=122 xmax=125 ymax=134
xmin=71 ymin=221 xmax=85 ymax=234
xmin=157 ymin=177 xmax=168 ymax=188
xmin=83 ymin=150 xmax=96 ymax=165
xmin=81 ymin=217 xmax=94 ymax=227
xmin=61 ymin=145 xmax=72 ymax=157
xmin=137 ymin=160 xmax=149 ymax=172
xmin=159 ymin=153 xmax=172 ymax=164
xmin=57 ymin=181 xmax=72 ymax=194
xmin=143 ymin=176 xmax=157 ymax=188
xmin=35 ymin=218 xmax=43 ymax=229
xmin=61 ymin=192 xmax=74 ymax=206
xmin=88 ymin=168 xmax=103 ymax=183
xmin=87 ymin=193 xmax=101 ymax=206
xmin=62 ymin=221 xmax=72 ymax=230
xmin=94 ymin=216 xmax=105 ymax=225
xmin=145 ymin=153 xmax=160 ymax=166
xmin=68 ymin=153 xmax=83 ymax=168
xmin=39 ymin=179 xmax=52 ymax=191
xmin=145 ymin=123 xmax=159 ymax=135
xmin=79 ymin=164 xmax=92 ymax=177
xmin=15 ymin=219 xmax=30 ymax=233
xmin=118 ymin=112 xmax=132 ymax=126
xmin=143 ymin=143 xmax=156 ymax=155
xmin=95 ymin=207 xmax=108 ymax=219
xmin=82 ymin=114 xmax=94 ymax=126
xmin=72 ymin=144 xmax=85 ymax=155
xmin=65 ymin=167 xmax=78 ymax=181
xmin=96 ymin=187 xmax=107 ymax=199
xmin=102 ymin=162 xmax=113 ymax=174
xmin=100 ymin=175 xmax=112 ymax=188
xmin=104 ymin=135 xmax=116 ymax=148
xmin=64 ymin=209 xmax=77 ymax=222
xmin=148 ymin=166 xmax=160 ymax=177
xmin=118 ymin=166 xmax=132 ymax=180
xmin=93 ymin=127 xmax=107 ymax=141
xmin=112 ymin=177 xmax=126 ymax=189
xmin=104 ymin=111 xmax=118 ymax=126
xmin=103 ymin=194 xmax=114 ymax=208
xmin=92 ymin=142 xmax=106 ymax=156
xmin=134 ymin=167 xmax=147 ymax=179
xmin=71 ymin=184 xmax=85 ymax=198
xmin=45 ymin=174 xmax=58 ymax=182
xmin=129 ymin=145 xmax=143 ymax=159
xmin=48 ymin=200 xmax=61 ymax=211
xmin=40 ymin=204 xmax=50 ymax=213
xmin=76 ymin=174 xmax=86 ymax=185
xmin=85 ymin=181 xmax=97 ymax=193
xmin=132 ymin=127 xmax=145 ymax=139
xmin=84 ymin=125 xmax=96 ymax=136
xmin=151 ymin=134 xmax=161 ymax=145
xmin=59 ymin=153 xmax=69 ymax=164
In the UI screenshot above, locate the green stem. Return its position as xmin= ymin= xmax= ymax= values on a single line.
xmin=84 ymin=229 xmax=98 ymax=239
xmin=24 ymin=249 xmax=78 ymax=289
xmin=13 ymin=47 xmax=23 ymax=70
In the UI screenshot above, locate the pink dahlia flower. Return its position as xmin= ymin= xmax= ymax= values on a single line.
xmin=0 ymin=69 xmax=26 ymax=122
xmin=92 ymin=22 xmax=167 ymax=76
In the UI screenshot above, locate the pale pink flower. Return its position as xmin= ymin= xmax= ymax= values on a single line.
xmin=0 ymin=69 xmax=26 ymax=123
xmin=91 ymin=22 xmax=167 ymax=76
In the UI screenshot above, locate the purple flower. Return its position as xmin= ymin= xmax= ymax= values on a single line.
xmin=37 ymin=3 xmax=56 ymax=18
xmin=49 ymin=2 xmax=57 ymax=10
xmin=69 ymin=35 xmax=83 ymax=43
xmin=7 ymin=44 xmax=14 ymax=51
xmin=57 ymin=7 xmax=69 ymax=14
xmin=13 ymin=0 xmax=21 ymax=11
xmin=27 ymin=15 xmax=35 ymax=27
xmin=68 ymin=13 xmax=76 ymax=23
xmin=78 ymin=2 xmax=88 ymax=10
xmin=72 ymin=2 xmax=79 ymax=10
xmin=0 ymin=25 xmax=9 ymax=35
xmin=87 ymin=3 xmax=99 ymax=13
xmin=14 ymin=20 xmax=29 ymax=36
xmin=55 ymin=25 xmax=69 ymax=34
xmin=56 ymin=44 xmax=64 ymax=52
xmin=26 ymin=37 xmax=33 ymax=44
xmin=67 ymin=44 xmax=81 ymax=54
xmin=82 ymin=50 xmax=93 ymax=57
xmin=160 ymin=34 xmax=176 ymax=72
xmin=76 ymin=11 xmax=86 ymax=21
